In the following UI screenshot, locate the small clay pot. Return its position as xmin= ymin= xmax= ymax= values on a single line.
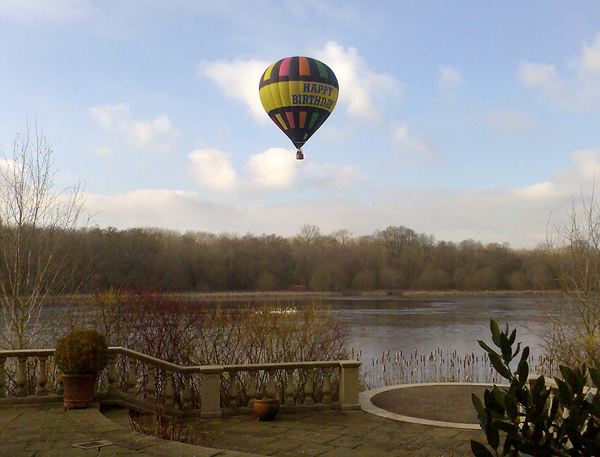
xmin=253 ymin=397 xmax=280 ymax=421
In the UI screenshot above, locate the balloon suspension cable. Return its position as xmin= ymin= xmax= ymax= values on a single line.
xmin=296 ymin=149 xmax=304 ymax=160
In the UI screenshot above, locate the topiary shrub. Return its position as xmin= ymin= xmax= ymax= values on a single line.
xmin=471 ymin=320 xmax=600 ymax=457
xmin=54 ymin=329 xmax=109 ymax=375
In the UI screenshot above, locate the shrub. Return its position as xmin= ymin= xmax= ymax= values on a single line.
xmin=54 ymin=329 xmax=109 ymax=375
xmin=471 ymin=320 xmax=600 ymax=457
xmin=89 ymin=288 xmax=350 ymax=408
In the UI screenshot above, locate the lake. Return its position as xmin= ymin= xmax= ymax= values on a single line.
xmin=264 ymin=294 xmax=556 ymax=364
xmin=220 ymin=294 xmax=558 ymax=385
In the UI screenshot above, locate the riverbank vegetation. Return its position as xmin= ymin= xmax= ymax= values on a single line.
xmin=9 ymin=223 xmax=562 ymax=295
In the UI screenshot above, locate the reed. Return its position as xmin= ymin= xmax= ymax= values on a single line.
xmin=357 ymin=347 xmax=554 ymax=390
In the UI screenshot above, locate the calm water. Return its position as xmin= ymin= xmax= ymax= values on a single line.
xmin=311 ymin=295 xmax=556 ymax=362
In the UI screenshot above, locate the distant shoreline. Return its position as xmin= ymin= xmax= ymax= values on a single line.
xmin=170 ymin=289 xmax=559 ymax=301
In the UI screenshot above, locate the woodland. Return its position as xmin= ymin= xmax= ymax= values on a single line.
xmin=54 ymin=224 xmax=556 ymax=293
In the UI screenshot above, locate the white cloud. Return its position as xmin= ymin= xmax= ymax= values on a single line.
xmin=390 ymin=122 xmax=439 ymax=160
xmin=85 ymin=148 xmax=600 ymax=248
xmin=518 ymin=32 xmax=600 ymax=108
xmin=198 ymin=58 xmax=270 ymax=122
xmin=198 ymin=41 xmax=400 ymax=124
xmin=438 ymin=66 xmax=464 ymax=98
xmin=85 ymin=189 xmax=248 ymax=233
xmin=187 ymin=148 xmax=237 ymax=191
xmin=314 ymin=41 xmax=400 ymax=121
xmin=554 ymin=149 xmax=600 ymax=183
xmin=187 ymin=145 xmax=369 ymax=193
xmin=518 ymin=61 xmax=566 ymax=94
xmin=245 ymin=148 xmax=297 ymax=190
xmin=304 ymin=162 xmax=369 ymax=190
xmin=580 ymin=32 xmax=600 ymax=74
xmin=88 ymin=103 xmax=179 ymax=153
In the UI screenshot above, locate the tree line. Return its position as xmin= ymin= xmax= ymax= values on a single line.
xmin=49 ymin=224 xmax=557 ymax=293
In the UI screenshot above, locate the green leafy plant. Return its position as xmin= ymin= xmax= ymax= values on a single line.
xmin=471 ymin=320 xmax=600 ymax=457
xmin=54 ymin=329 xmax=109 ymax=375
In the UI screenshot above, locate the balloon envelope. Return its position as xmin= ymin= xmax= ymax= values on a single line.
xmin=259 ymin=56 xmax=339 ymax=157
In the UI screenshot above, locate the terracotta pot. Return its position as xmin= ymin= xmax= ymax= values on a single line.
xmin=62 ymin=374 xmax=98 ymax=409
xmin=253 ymin=397 xmax=280 ymax=421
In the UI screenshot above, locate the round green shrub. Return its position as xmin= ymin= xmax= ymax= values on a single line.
xmin=54 ymin=329 xmax=109 ymax=375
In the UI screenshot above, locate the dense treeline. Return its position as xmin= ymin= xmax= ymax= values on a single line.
xmin=50 ymin=224 xmax=559 ymax=293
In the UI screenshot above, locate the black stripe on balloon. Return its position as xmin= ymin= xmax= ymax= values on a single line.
xmin=261 ymin=73 xmax=338 ymax=87
xmin=267 ymin=107 xmax=331 ymax=145
xmin=260 ymin=59 xmax=338 ymax=87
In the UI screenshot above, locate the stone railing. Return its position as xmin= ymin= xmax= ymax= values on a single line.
xmin=0 ymin=347 xmax=361 ymax=419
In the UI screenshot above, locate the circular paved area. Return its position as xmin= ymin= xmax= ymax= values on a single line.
xmin=360 ymin=382 xmax=505 ymax=429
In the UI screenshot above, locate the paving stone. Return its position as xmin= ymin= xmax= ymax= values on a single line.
xmin=0 ymin=443 xmax=35 ymax=457
xmin=100 ymin=430 xmax=161 ymax=451
xmin=0 ymin=384 xmax=493 ymax=457
xmin=272 ymin=440 xmax=333 ymax=457
xmin=325 ymin=434 xmax=364 ymax=449
xmin=212 ymin=433 xmax=279 ymax=453
xmin=252 ymin=437 xmax=302 ymax=454
xmin=282 ymin=429 xmax=340 ymax=445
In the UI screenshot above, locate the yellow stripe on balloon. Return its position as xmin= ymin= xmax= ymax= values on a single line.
xmin=258 ymin=82 xmax=338 ymax=113
xmin=263 ymin=62 xmax=276 ymax=81
xmin=274 ymin=113 xmax=287 ymax=130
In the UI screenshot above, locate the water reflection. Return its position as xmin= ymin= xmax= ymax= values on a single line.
xmin=314 ymin=295 xmax=555 ymax=362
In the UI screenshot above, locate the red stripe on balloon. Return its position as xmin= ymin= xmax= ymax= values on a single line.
xmin=279 ymin=58 xmax=292 ymax=77
xmin=286 ymin=111 xmax=295 ymax=128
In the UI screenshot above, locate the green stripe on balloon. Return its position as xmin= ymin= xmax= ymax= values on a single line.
xmin=315 ymin=60 xmax=329 ymax=79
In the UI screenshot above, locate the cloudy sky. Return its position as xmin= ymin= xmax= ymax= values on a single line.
xmin=2 ymin=1 xmax=600 ymax=248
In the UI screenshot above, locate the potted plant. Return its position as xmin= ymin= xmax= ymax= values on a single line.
xmin=252 ymin=395 xmax=280 ymax=421
xmin=54 ymin=329 xmax=109 ymax=409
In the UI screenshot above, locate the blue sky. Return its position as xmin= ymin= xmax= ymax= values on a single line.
xmin=2 ymin=1 xmax=600 ymax=248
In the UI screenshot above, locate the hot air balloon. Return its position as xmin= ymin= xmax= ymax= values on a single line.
xmin=259 ymin=56 xmax=339 ymax=160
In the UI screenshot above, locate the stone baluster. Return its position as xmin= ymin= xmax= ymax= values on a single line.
xmin=146 ymin=366 xmax=156 ymax=400
xmin=266 ymin=369 xmax=276 ymax=398
xmin=107 ymin=356 xmax=118 ymax=394
xmin=16 ymin=356 xmax=27 ymax=397
xmin=36 ymin=356 xmax=48 ymax=396
xmin=0 ymin=357 xmax=6 ymax=397
xmin=285 ymin=368 xmax=295 ymax=406
xmin=303 ymin=367 xmax=314 ymax=405
xmin=127 ymin=358 xmax=137 ymax=394
xmin=182 ymin=373 xmax=193 ymax=411
xmin=228 ymin=371 xmax=238 ymax=408
xmin=322 ymin=367 xmax=332 ymax=404
xmin=247 ymin=370 xmax=258 ymax=407
xmin=56 ymin=372 xmax=64 ymax=396
xmin=165 ymin=371 xmax=175 ymax=408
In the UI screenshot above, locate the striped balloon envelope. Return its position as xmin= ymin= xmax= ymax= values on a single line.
xmin=259 ymin=56 xmax=339 ymax=159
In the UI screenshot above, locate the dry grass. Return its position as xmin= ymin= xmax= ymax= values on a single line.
xmin=359 ymin=347 xmax=554 ymax=390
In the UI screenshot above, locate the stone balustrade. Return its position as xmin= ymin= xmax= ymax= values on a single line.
xmin=0 ymin=347 xmax=361 ymax=419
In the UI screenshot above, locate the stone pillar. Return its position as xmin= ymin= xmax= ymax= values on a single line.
xmin=339 ymin=360 xmax=361 ymax=410
xmin=0 ymin=357 xmax=6 ymax=397
xmin=201 ymin=366 xmax=223 ymax=419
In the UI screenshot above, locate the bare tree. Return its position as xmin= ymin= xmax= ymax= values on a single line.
xmin=0 ymin=124 xmax=88 ymax=349
xmin=541 ymin=189 xmax=600 ymax=369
